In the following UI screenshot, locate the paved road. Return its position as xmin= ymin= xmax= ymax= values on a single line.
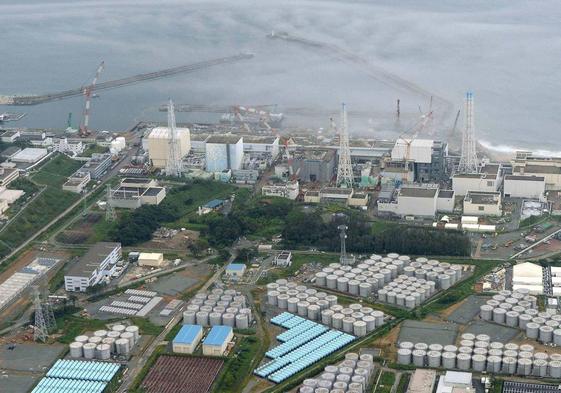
xmin=116 ymin=254 xmax=234 ymax=392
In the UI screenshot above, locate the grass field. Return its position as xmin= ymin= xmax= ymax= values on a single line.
xmin=213 ymin=336 xmax=260 ymax=393
xmin=375 ymin=371 xmax=396 ymax=393
xmin=0 ymin=154 xmax=82 ymax=257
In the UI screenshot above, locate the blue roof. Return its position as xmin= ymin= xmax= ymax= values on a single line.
xmin=204 ymin=199 xmax=224 ymax=208
xmin=173 ymin=324 xmax=202 ymax=345
xmin=227 ymin=263 xmax=246 ymax=272
xmin=204 ymin=325 xmax=233 ymax=346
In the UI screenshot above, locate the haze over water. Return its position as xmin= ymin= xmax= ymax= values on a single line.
xmin=2 ymin=0 xmax=561 ymax=153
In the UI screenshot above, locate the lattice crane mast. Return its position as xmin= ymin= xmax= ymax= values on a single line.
xmin=80 ymin=61 xmax=105 ymax=137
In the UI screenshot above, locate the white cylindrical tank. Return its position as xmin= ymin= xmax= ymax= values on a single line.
xmin=487 ymin=355 xmax=502 ymax=373
xmin=321 ymin=309 xmax=334 ymax=326
xmin=267 ymin=291 xmax=279 ymax=306
xmin=427 ymin=351 xmax=441 ymax=367
xmin=83 ymin=343 xmax=96 ymax=359
xmin=372 ymin=311 xmax=384 ymax=326
xmin=526 ymin=322 xmax=540 ymax=339
xmin=75 ymin=335 xmax=89 ymax=344
xmin=502 ymin=357 xmax=517 ymax=374
xmin=359 ymin=283 xmax=372 ymax=298
xmin=286 ymin=298 xmax=298 ymax=313
xmin=315 ymin=272 xmax=327 ymax=287
xmin=517 ymin=358 xmax=532 ymax=376
xmin=534 ymin=359 xmax=548 ymax=377
xmin=115 ymin=338 xmax=130 ymax=355
xmin=353 ymin=321 xmax=367 ymax=337
xmin=326 ymin=275 xmax=338 ymax=289
xmin=235 ymin=314 xmax=249 ymax=329
xmin=183 ymin=311 xmax=196 ymax=324
xmin=308 ymin=304 xmax=320 ymax=321
xmin=456 ymin=353 xmax=471 ymax=370
xmin=472 ymin=354 xmax=486 ymax=372
xmin=331 ymin=313 xmax=344 ymax=329
xmin=126 ymin=326 xmax=140 ymax=341
xmin=386 ymin=291 xmax=396 ymax=304
xmin=120 ymin=332 xmax=135 ymax=347
xmin=444 ymin=345 xmax=458 ymax=353
xmin=342 ymin=317 xmax=355 ymax=334
xmin=539 ymin=326 xmax=554 ymax=343
xmin=549 ymin=360 xmax=561 ymax=378
xmin=69 ymin=342 xmax=83 ymax=358
xmin=519 ymin=344 xmax=534 ymax=353
xmin=438 ymin=274 xmax=451 ymax=290
xmin=493 ymin=308 xmax=506 ymax=324
xmin=93 ymin=330 xmax=108 ymax=339
xmin=222 ymin=313 xmax=235 ymax=327
xmin=554 ymin=329 xmax=561 ymax=346
xmin=88 ymin=336 xmax=102 ymax=345
xmin=506 ymin=311 xmax=519 ymax=327
xmin=399 ymin=341 xmax=414 ymax=350
xmin=337 ymin=277 xmax=349 ymax=292
xmin=196 ymin=311 xmax=209 ymax=326
xmin=95 ymin=344 xmax=111 ymax=360
xmin=112 ymin=324 xmax=126 ymax=334
xmin=519 ymin=314 xmax=532 ymax=329
xmin=297 ymin=301 xmax=309 ymax=317
xmin=397 ymin=348 xmax=412 ymax=365
xmin=102 ymin=337 xmax=116 ymax=353
xmin=412 ymin=350 xmax=426 ymax=367
xmin=442 ymin=352 xmax=456 ymax=369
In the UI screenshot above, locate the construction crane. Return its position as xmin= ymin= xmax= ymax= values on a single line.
xmin=397 ymin=97 xmax=434 ymax=183
xmin=79 ymin=61 xmax=104 ymax=137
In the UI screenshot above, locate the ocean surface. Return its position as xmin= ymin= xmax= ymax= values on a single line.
xmin=1 ymin=0 xmax=561 ymax=153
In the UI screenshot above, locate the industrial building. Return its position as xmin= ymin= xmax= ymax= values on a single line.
xmin=391 ymin=139 xmax=448 ymax=182
xmin=274 ymin=251 xmax=292 ymax=267
xmin=512 ymin=262 xmax=544 ymax=294
xmin=463 ymin=191 xmax=502 ymax=216
xmin=0 ymin=130 xmax=20 ymax=143
xmin=172 ymin=324 xmax=203 ymax=354
xmin=452 ymin=163 xmax=502 ymax=196
xmin=109 ymin=178 xmax=166 ymax=209
xmin=512 ymin=151 xmax=561 ymax=190
xmin=19 ymin=130 xmax=52 ymax=147
xmin=198 ymin=199 xmax=225 ymax=215
xmin=0 ymin=167 xmax=19 ymax=187
xmin=291 ymin=148 xmax=336 ymax=183
xmin=243 ymin=135 xmax=280 ymax=158
xmin=137 ymin=252 xmax=164 ymax=268
xmin=0 ymin=146 xmax=21 ymax=160
xmin=202 ymin=325 xmax=233 ymax=356
xmin=504 ymin=175 xmax=546 ymax=200
xmin=53 ymin=137 xmax=85 ymax=156
xmin=64 ymin=242 xmax=122 ymax=292
xmin=435 ymin=371 xmax=474 ymax=393
xmin=11 ymin=147 xmax=48 ymax=164
xmin=80 ymin=153 xmax=112 ymax=179
xmin=407 ymin=369 xmax=436 ymax=393
xmin=62 ymin=171 xmax=91 ymax=193
xmin=205 ymin=135 xmax=244 ymax=172
xmin=377 ymin=185 xmax=454 ymax=218
xmin=262 ymin=181 xmax=299 ymax=200
xmin=225 ymin=263 xmax=246 ymax=278
xmin=147 ymin=126 xmax=191 ymax=169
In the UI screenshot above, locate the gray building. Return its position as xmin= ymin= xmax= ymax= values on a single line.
xmin=80 ymin=153 xmax=112 ymax=179
xmin=292 ymin=148 xmax=336 ymax=183
xmin=64 ymin=242 xmax=121 ymax=292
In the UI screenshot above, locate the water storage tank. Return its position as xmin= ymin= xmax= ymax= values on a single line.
xmin=487 ymin=355 xmax=502 ymax=373
xmin=348 ymin=280 xmax=360 ymax=296
xmin=96 ymin=344 xmax=111 ymax=360
xmin=472 ymin=354 xmax=486 ymax=372
xmin=359 ymin=283 xmax=372 ymax=298
xmin=460 ymin=340 xmax=474 ymax=348
xmin=493 ymin=308 xmax=506 ymax=324
xmin=102 ymin=337 xmax=116 ymax=353
xmin=414 ymin=343 xmax=428 ymax=351
xmin=337 ymin=277 xmax=349 ymax=292
xmin=222 ymin=313 xmax=236 ymax=327
xmin=115 ymin=338 xmax=130 ymax=355
xmin=438 ymin=274 xmax=451 ymax=290
xmin=267 ymin=291 xmax=279 ymax=306
xmin=517 ymin=358 xmax=532 ymax=375
xmin=83 ymin=343 xmax=96 ymax=359
xmin=526 ymin=322 xmax=540 ymax=339
xmin=287 ymin=298 xmax=298 ymax=313
xmin=88 ymin=336 xmax=102 ymax=345
xmin=412 ymin=350 xmax=426 ymax=367
xmin=353 ymin=321 xmax=367 ymax=337
xmin=75 ymin=335 xmax=89 ymax=344
xmin=183 ymin=311 xmax=196 ymax=324
xmin=475 ymin=334 xmax=490 ymax=342
xmin=321 ymin=309 xmax=334 ymax=326
xmin=126 ymin=326 xmax=140 ymax=341
xmin=427 ymin=351 xmax=441 ymax=367
xmin=235 ymin=314 xmax=249 ymax=329
xmin=456 ymin=353 xmax=471 ymax=370
xmin=69 ymin=342 xmax=83 ymax=358
xmin=519 ymin=344 xmax=534 ymax=353
xmin=443 ymin=345 xmax=458 ymax=353
xmin=93 ymin=330 xmax=108 ymax=338
xmin=386 ymin=292 xmax=397 ymax=304
xmin=332 ymin=313 xmax=344 ymax=330
xmin=371 ymin=311 xmax=384 ymax=326
xmin=342 ymin=317 xmax=355 ymax=334
xmin=540 ymin=326 xmax=554 ymax=343
xmin=554 ymin=329 xmax=561 ymax=346
xmin=503 ymin=357 xmax=517 ymax=374
xmin=112 ymin=324 xmax=126 ymax=334
xmin=549 ymin=360 xmax=561 ymax=378
xmin=196 ymin=311 xmax=209 ymax=326
xmin=519 ymin=314 xmax=532 ymax=329
xmin=405 ymin=296 xmax=416 ymax=309
xmin=297 ymin=301 xmax=308 ymax=317
xmin=534 ymin=359 xmax=548 ymax=377
xmin=506 ymin=311 xmax=519 ymax=327
xmin=308 ymin=304 xmax=320 ymax=321
xmin=120 ymin=332 xmax=135 ymax=347
xmin=441 ymin=352 xmax=456 ymax=369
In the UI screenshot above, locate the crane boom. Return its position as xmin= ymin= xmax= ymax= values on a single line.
xmin=80 ymin=61 xmax=105 ymax=136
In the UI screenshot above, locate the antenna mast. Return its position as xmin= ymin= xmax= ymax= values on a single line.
xmin=165 ymin=99 xmax=182 ymax=177
xmin=458 ymin=92 xmax=479 ymax=173
xmin=336 ymin=103 xmax=353 ymax=188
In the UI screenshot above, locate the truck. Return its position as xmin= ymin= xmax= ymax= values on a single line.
xmin=525 ymin=235 xmax=538 ymax=243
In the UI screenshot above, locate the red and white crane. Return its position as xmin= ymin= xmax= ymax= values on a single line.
xmin=79 ymin=61 xmax=105 ymax=137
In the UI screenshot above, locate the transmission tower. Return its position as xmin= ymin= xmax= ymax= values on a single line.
xmin=33 ymin=287 xmax=50 ymax=342
xmin=336 ymin=103 xmax=353 ymax=188
xmin=165 ymin=98 xmax=183 ymax=177
xmin=338 ymin=224 xmax=355 ymax=265
xmin=457 ymin=92 xmax=479 ymax=173
xmin=106 ymin=185 xmax=116 ymax=221
xmin=41 ymin=285 xmax=57 ymax=332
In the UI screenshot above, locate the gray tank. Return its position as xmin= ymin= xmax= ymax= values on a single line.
xmin=549 ymin=360 xmax=561 ymax=378
xmin=342 ymin=317 xmax=356 ymax=334
xmin=502 ymin=357 xmax=517 ymax=374
xmin=222 ymin=313 xmax=235 ymax=327
xmin=487 ymin=355 xmax=502 ymax=373
xmin=321 ymin=309 xmax=334 ymax=326
xmin=539 ymin=325 xmax=554 ymax=343
xmin=427 ymin=351 xmax=441 ymax=367
xmin=472 ymin=354 xmax=486 ymax=372
xmin=526 ymin=322 xmax=540 ymax=339
xmin=517 ymin=358 xmax=532 ymax=375
xmin=183 ymin=310 xmax=196 ymax=325
xmin=287 ymin=298 xmax=298 ymax=313
xmin=505 ymin=311 xmax=519 ymax=327
xmin=331 ymin=313 xmax=344 ymax=330
xmin=195 ymin=311 xmax=209 ymax=326
xmin=442 ymin=352 xmax=456 ymax=369
xmin=412 ymin=350 xmax=426 ymax=367
xmin=277 ymin=294 xmax=289 ymax=309
xmin=493 ymin=308 xmax=506 ymax=324
xmin=209 ymin=312 xmax=222 ymax=326
xmin=456 ymin=353 xmax=471 ymax=370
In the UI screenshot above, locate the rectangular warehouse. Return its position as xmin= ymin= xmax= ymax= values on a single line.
xmin=205 ymin=135 xmax=244 ymax=172
xmin=138 ymin=252 xmax=164 ymax=267
xmin=172 ymin=324 xmax=203 ymax=354
xmin=203 ymin=325 xmax=233 ymax=356
xmin=148 ymin=126 xmax=191 ymax=169
xmin=64 ymin=242 xmax=122 ymax=292
xmin=504 ymin=175 xmax=546 ymax=200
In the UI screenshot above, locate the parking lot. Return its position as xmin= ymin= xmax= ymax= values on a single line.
xmin=503 ymin=381 xmax=560 ymax=393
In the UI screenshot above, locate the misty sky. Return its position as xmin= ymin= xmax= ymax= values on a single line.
xmin=1 ymin=0 xmax=561 ymax=152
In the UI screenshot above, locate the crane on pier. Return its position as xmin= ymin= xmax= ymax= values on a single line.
xmin=79 ymin=61 xmax=104 ymax=137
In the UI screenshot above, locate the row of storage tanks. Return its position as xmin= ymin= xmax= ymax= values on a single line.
xmin=298 ymin=352 xmax=375 ymax=393
xmin=69 ymin=324 xmax=140 ymax=360
xmin=313 ymin=254 xmax=463 ymax=307
xmin=397 ymin=333 xmax=561 ymax=378
xmin=479 ymin=289 xmax=561 ymax=345
xmin=266 ymin=280 xmax=385 ymax=337
xmin=183 ymin=288 xmax=253 ymax=329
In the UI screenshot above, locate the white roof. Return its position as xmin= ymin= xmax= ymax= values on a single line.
xmin=513 ymin=284 xmax=544 ymax=295
xmin=551 ymin=266 xmax=561 ymax=276
xmin=148 ymin=127 xmax=190 ymax=139
xmin=12 ymin=148 xmax=48 ymax=162
xmin=513 ymin=262 xmax=542 ymax=278
xmin=138 ymin=252 xmax=163 ymax=260
xmin=444 ymin=371 xmax=472 ymax=385
xmin=391 ymin=138 xmax=434 ymax=164
xmin=513 ymin=276 xmax=543 ymax=285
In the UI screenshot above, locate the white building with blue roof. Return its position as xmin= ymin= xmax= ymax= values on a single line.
xmin=172 ymin=324 xmax=203 ymax=354
xmin=203 ymin=325 xmax=233 ymax=356
xmin=225 ymin=263 xmax=247 ymax=279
